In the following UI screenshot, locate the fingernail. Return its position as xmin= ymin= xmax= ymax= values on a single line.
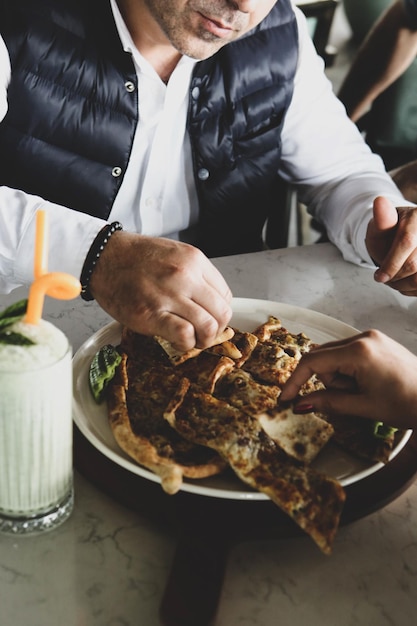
xmin=374 ymin=269 xmax=390 ymax=284
xmin=294 ymin=402 xmax=314 ymax=414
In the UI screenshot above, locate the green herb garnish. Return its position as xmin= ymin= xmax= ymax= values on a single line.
xmin=0 ymin=314 xmax=28 ymax=331
xmin=0 ymin=331 xmax=35 ymax=346
xmin=89 ymin=344 xmax=122 ymax=403
xmin=373 ymin=420 xmax=398 ymax=440
xmin=0 ymin=299 xmax=28 ymax=322
xmin=0 ymin=299 xmax=32 ymax=345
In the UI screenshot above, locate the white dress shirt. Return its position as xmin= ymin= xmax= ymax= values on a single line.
xmin=0 ymin=1 xmax=407 ymax=293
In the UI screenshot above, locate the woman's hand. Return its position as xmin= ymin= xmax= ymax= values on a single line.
xmin=280 ymin=329 xmax=417 ymax=429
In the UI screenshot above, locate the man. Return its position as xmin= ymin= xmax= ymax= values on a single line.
xmin=1 ymin=0 xmax=417 ymax=353
xmin=339 ymin=0 xmax=417 ymax=201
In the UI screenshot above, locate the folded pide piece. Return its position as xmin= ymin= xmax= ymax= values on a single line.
xmin=107 ymin=330 xmax=232 ymax=494
xmin=155 ymin=326 xmax=235 ymax=365
xmin=257 ymin=407 xmax=334 ymax=464
xmin=164 ymin=377 xmax=345 ymax=555
xmin=102 ymin=315 xmax=398 ymax=554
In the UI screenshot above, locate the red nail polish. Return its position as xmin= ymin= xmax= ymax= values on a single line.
xmin=294 ymin=402 xmax=314 ymax=414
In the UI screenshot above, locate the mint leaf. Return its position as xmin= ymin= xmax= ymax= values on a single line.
xmin=0 ymin=299 xmax=29 ymax=332
xmin=0 ymin=299 xmax=28 ymax=321
xmin=0 ymin=314 xmax=27 ymax=330
xmin=0 ymin=331 xmax=35 ymax=346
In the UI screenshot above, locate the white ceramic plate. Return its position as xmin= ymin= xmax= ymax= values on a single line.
xmin=72 ymin=298 xmax=411 ymax=500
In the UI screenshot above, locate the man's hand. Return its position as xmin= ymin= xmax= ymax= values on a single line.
xmin=366 ymin=195 xmax=417 ymax=295
xmin=88 ymin=231 xmax=233 ymax=352
xmin=280 ymin=330 xmax=417 ymax=429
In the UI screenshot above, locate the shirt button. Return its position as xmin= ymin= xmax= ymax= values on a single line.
xmin=125 ymin=81 xmax=135 ymax=92
xmin=112 ymin=167 xmax=122 ymax=177
xmin=197 ymin=168 xmax=209 ymax=181
xmin=191 ymin=86 xmax=200 ymax=100
xmin=145 ymin=197 xmax=157 ymax=209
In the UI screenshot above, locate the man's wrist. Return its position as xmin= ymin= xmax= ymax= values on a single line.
xmin=80 ymin=222 xmax=123 ymax=301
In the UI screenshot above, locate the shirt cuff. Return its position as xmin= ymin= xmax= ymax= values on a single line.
xmin=14 ymin=202 xmax=107 ymax=286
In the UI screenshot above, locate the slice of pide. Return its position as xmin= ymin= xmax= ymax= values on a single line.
xmin=225 ymin=328 xmax=259 ymax=367
xmin=253 ymin=316 xmax=312 ymax=352
xmin=252 ymin=315 xmax=284 ymax=341
xmin=326 ymin=414 xmax=398 ymax=464
xmin=242 ymin=340 xmax=301 ymax=386
xmin=119 ymin=326 xmax=171 ymax=366
xmin=214 ymin=368 xmax=281 ymax=414
xmin=176 ymin=352 xmax=235 ymax=394
xmin=164 ymin=378 xmax=345 ymax=554
xmin=212 ymin=368 xmax=332 ymax=464
xmin=207 ymin=340 xmax=243 ymax=360
xmin=242 ymin=318 xmax=313 ymax=386
xmin=257 ymin=405 xmax=334 ymax=464
xmin=154 ymin=326 xmax=235 ymax=365
xmin=119 ymin=326 xmax=236 ymax=394
xmin=107 ymin=353 xmax=227 ymax=495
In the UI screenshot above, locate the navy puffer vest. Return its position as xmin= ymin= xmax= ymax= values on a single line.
xmin=0 ymin=0 xmax=298 ymax=256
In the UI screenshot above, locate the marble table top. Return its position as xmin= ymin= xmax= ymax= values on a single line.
xmin=1 ymin=242 xmax=416 ymax=626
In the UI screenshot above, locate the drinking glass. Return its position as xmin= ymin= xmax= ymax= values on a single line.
xmin=0 ymin=338 xmax=73 ymax=534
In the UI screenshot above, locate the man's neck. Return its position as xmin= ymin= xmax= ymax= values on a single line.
xmin=142 ymin=46 xmax=182 ymax=83
xmin=116 ymin=0 xmax=182 ymax=82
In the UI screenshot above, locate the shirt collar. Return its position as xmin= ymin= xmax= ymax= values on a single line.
xmin=110 ymin=0 xmax=137 ymax=56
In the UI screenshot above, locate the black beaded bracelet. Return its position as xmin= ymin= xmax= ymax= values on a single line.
xmin=80 ymin=221 xmax=123 ymax=301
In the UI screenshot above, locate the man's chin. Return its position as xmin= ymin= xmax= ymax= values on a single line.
xmin=175 ymin=35 xmax=232 ymax=60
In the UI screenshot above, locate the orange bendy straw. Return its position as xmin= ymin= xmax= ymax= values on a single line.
xmin=25 ymin=210 xmax=81 ymax=325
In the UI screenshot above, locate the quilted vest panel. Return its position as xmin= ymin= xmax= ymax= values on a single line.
xmin=0 ymin=0 xmax=138 ymax=218
xmin=190 ymin=3 xmax=298 ymax=255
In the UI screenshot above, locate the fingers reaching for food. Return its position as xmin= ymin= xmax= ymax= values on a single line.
xmin=87 ymin=231 xmax=233 ymax=350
